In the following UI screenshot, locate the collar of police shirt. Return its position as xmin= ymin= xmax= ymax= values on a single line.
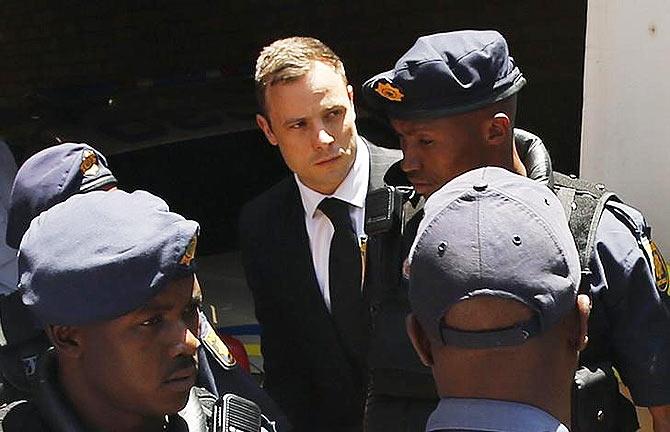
xmin=294 ymin=136 xmax=370 ymax=312
xmin=426 ymin=398 xmax=568 ymax=432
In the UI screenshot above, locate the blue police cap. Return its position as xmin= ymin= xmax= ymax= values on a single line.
xmin=362 ymin=30 xmax=526 ymax=120
xmin=409 ymin=167 xmax=580 ymax=348
xmin=18 ymin=190 xmax=199 ymax=326
xmin=6 ymin=143 xmax=117 ymax=249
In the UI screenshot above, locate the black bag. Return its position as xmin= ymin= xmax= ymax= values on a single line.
xmin=572 ymin=364 xmax=638 ymax=432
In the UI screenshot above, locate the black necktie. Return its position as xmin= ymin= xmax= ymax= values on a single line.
xmin=318 ymin=197 xmax=368 ymax=366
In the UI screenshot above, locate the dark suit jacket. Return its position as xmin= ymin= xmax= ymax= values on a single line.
xmin=239 ymin=139 xmax=401 ymax=432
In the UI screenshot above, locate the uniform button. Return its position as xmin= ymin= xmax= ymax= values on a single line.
xmin=473 ymin=182 xmax=488 ymax=192
xmin=437 ymin=241 xmax=448 ymax=257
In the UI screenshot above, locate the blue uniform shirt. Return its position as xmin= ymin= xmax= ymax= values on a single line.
xmin=426 ymin=398 xmax=568 ymax=432
xmin=589 ymin=201 xmax=670 ymax=406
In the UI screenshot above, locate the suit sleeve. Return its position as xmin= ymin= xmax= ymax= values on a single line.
xmin=238 ymin=204 xmax=313 ymax=429
xmin=590 ymin=206 xmax=670 ymax=406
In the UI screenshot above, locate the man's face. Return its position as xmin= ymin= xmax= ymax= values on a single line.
xmin=257 ymin=60 xmax=358 ymax=195
xmin=392 ymin=114 xmax=487 ymax=197
xmin=78 ymin=275 xmax=202 ymax=417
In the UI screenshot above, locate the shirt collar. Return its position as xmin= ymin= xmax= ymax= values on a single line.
xmin=427 ymin=398 xmax=568 ymax=432
xmin=295 ymin=136 xmax=370 ymax=218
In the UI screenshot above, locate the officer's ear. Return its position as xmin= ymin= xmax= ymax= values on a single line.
xmin=485 ymin=113 xmax=511 ymax=147
xmin=46 ymin=325 xmax=84 ymax=358
xmin=256 ymin=114 xmax=279 ymax=147
xmin=406 ymin=314 xmax=434 ymax=367
xmin=575 ymin=293 xmax=591 ymax=352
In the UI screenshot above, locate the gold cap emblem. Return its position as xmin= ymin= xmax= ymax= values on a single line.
xmin=80 ymin=150 xmax=100 ymax=176
xmin=179 ymin=234 xmax=198 ymax=266
xmin=374 ymin=81 xmax=404 ymax=102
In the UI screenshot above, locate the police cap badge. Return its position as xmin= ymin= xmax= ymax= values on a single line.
xmin=80 ymin=149 xmax=100 ymax=176
xmin=180 ymin=234 xmax=198 ymax=266
xmin=374 ymin=80 xmax=404 ymax=102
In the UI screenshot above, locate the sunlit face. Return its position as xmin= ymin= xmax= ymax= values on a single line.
xmin=77 ymin=275 xmax=202 ymax=417
xmin=257 ymin=61 xmax=358 ymax=195
xmin=392 ymin=114 xmax=488 ymax=198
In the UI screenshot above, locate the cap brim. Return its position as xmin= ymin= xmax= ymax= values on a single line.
xmin=364 ymin=75 xmax=526 ymax=121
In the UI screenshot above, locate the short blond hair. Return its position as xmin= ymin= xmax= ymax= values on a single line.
xmin=255 ymin=36 xmax=347 ymax=115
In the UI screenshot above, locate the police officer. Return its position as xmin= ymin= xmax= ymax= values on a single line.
xmin=0 ymin=143 xmax=288 ymax=431
xmin=360 ymin=44 xmax=554 ymax=432
xmin=1 ymin=143 xmax=118 ymax=403
xmin=362 ymin=30 xmax=670 ymax=431
xmin=363 ymin=127 xmax=553 ymax=431
xmin=1 ymin=189 xmax=212 ymax=431
xmin=407 ymin=166 xmax=591 ymax=431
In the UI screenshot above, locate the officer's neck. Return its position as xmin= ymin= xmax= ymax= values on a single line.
xmin=479 ymin=138 xmax=525 ymax=178
xmin=511 ymin=145 xmax=528 ymax=177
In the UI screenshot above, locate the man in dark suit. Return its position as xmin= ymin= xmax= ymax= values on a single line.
xmin=239 ymin=37 xmax=401 ymax=432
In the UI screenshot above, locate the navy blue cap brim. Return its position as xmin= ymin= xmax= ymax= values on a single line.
xmin=363 ymin=73 xmax=526 ymax=120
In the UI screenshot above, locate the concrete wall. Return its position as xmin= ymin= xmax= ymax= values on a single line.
xmin=581 ymin=0 xmax=670 ymax=251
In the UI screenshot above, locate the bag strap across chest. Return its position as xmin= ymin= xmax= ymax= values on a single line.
xmin=553 ymin=172 xmax=620 ymax=283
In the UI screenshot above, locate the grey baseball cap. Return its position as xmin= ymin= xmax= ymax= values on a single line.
xmin=408 ymin=167 xmax=580 ymax=348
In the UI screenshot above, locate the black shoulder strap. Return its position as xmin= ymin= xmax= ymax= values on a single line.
xmin=362 ymin=136 xmax=403 ymax=192
xmin=553 ymin=172 xmax=620 ymax=279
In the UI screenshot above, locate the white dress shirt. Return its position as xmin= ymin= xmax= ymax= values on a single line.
xmin=295 ymin=138 xmax=370 ymax=311
xmin=0 ymin=140 xmax=18 ymax=294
